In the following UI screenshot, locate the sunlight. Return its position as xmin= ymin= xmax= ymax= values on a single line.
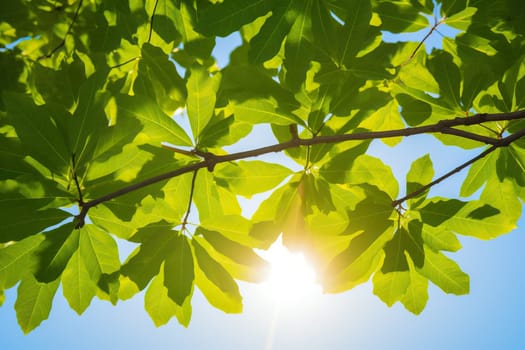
xmin=259 ymin=237 xmax=322 ymax=304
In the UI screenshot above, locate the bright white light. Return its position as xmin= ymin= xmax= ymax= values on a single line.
xmin=259 ymin=237 xmax=322 ymax=304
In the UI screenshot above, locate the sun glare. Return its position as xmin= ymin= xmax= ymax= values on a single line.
xmin=259 ymin=237 xmax=322 ymax=303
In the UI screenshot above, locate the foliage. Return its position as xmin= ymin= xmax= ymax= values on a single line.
xmin=1 ymin=0 xmax=525 ymax=332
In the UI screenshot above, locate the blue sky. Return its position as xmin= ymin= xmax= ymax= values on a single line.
xmin=2 ymin=11 xmax=525 ymax=350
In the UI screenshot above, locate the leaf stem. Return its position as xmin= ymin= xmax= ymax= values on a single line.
xmin=181 ymin=170 xmax=199 ymax=232
xmin=110 ymin=56 xmax=140 ymax=70
xmin=71 ymin=154 xmax=84 ymax=206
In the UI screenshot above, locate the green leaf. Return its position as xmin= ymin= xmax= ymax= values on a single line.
xmin=68 ymin=70 xmax=110 ymax=168
xmin=215 ymin=160 xmax=292 ymax=197
xmin=359 ymin=99 xmax=404 ymax=146
xmin=231 ymin=98 xmax=303 ymax=126
xmin=197 ymin=115 xmax=251 ymax=148
xmin=396 ymin=93 xmax=433 ymax=126
xmin=381 ymin=221 xmax=424 ymax=274
xmin=406 ymin=154 xmax=434 ymax=207
xmin=198 ymin=227 xmax=269 ymax=282
xmin=79 ymin=225 xmax=120 ymax=276
xmin=421 ymin=225 xmax=461 ymax=252
xmin=427 ymin=51 xmax=463 ymax=111
xmin=145 ymin=268 xmax=192 ymax=327
xmin=319 ymin=141 xmax=370 ymax=184
xmin=121 ymin=226 xmax=177 ymax=289
xmin=345 ymin=186 xmax=395 ymax=236
xmin=417 ymin=246 xmax=469 ymax=295
xmin=200 ymin=215 xmax=257 ymax=247
xmin=373 ymin=270 xmax=410 ymax=307
xmin=323 ymin=187 xmax=394 ymax=292
xmin=35 ymin=223 xmax=80 ymax=283
xmin=61 ymin=250 xmax=97 ymax=315
xmin=134 ymin=43 xmax=187 ymax=115
xmin=283 ymin=0 xmax=314 ymax=89
xmin=0 ymin=203 xmax=71 ymax=243
xmin=194 ymin=170 xmax=224 ymax=221
xmin=0 ymin=180 xmax=71 ymax=242
xmin=445 ymin=7 xmax=477 ymax=31
xmin=0 ymin=136 xmax=35 ymax=180
xmin=310 ymin=0 xmax=339 ymax=59
xmin=400 ymin=254 xmax=429 ymax=314
xmin=58 ymin=225 xmax=118 ymax=314
xmin=196 ymin=0 xmax=270 ymax=37
xmin=345 ymin=155 xmax=399 ymax=200
xmin=375 ymin=1 xmax=429 ymax=33
xmin=15 ymin=276 xmax=60 ymax=334
xmin=248 ymin=0 xmax=297 ymax=63
xmin=164 ymin=234 xmax=194 ymax=306
xmin=4 ymin=93 xmax=70 ymax=175
xmin=419 ymin=198 xmax=466 ymax=226
xmin=97 ymin=272 xmax=120 ymax=305
xmin=116 ymin=94 xmax=193 ymax=146
xmin=0 ymin=234 xmax=45 ymax=289
xmin=172 ymin=1 xmax=215 ymax=58
xmin=338 ymin=0 xmax=372 ymax=65
xmin=193 ymin=238 xmax=242 ymax=314
xmin=186 ymin=66 xmax=221 ymax=142
xmin=421 ymin=194 xmax=518 ymax=240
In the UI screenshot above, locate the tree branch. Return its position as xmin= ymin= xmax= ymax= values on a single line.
xmin=37 ymin=0 xmax=83 ymax=60
xmin=73 ymin=110 xmax=525 ymax=227
xmin=392 ymin=127 xmax=525 ymax=206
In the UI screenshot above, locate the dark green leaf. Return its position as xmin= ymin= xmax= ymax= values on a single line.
xmin=35 ymin=223 xmax=79 ymax=283
xmin=164 ymin=234 xmax=194 ymax=306
xmin=196 ymin=0 xmax=270 ymax=37
xmin=121 ymin=226 xmax=177 ymax=289
xmin=4 ymin=93 xmax=70 ymax=175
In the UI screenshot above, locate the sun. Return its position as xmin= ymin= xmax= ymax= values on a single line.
xmin=259 ymin=237 xmax=322 ymax=304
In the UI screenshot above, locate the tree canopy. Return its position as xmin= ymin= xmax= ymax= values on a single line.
xmin=1 ymin=0 xmax=524 ymax=333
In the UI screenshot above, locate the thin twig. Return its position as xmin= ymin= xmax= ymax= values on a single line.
xmin=181 ymin=170 xmax=199 ymax=232
xmin=400 ymin=16 xmax=446 ymax=67
xmin=110 ymin=56 xmax=140 ymax=70
xmin=392 ymin=127 xmax=525 ymax=206
xmin=73 ymin=110 xmax=525 ymax=227
xmin=148 ymin=0 xmax=160 ymax=43
xmin=37 ymin=0 xmax=84 ymax=61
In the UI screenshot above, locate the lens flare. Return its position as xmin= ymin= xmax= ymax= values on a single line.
xmin=259 ymin=237 xmax=322 ymax=303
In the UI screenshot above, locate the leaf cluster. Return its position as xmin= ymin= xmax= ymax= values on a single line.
xmin=1 ymin=0 xmax=525 ymax=332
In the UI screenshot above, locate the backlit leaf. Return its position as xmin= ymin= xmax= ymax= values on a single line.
xmin=215 ymin=160 xmax=292 ymax=197
xmin=116 ymin=94 xmax=192 ymax=146
xmin=15 ymin=276 xmax=60 ymax=334
xmin=193 ymin=238 xmax=242 ymax=313
xmin=0 ymin=235 xmax=45 ymax=289
xmin=145 ymin=267 xmax=192 ymax=327
xmin=186 ymin=66 xmax=221 ymax=141
xmin=417 ymin=246 xmax=469 ymax=295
